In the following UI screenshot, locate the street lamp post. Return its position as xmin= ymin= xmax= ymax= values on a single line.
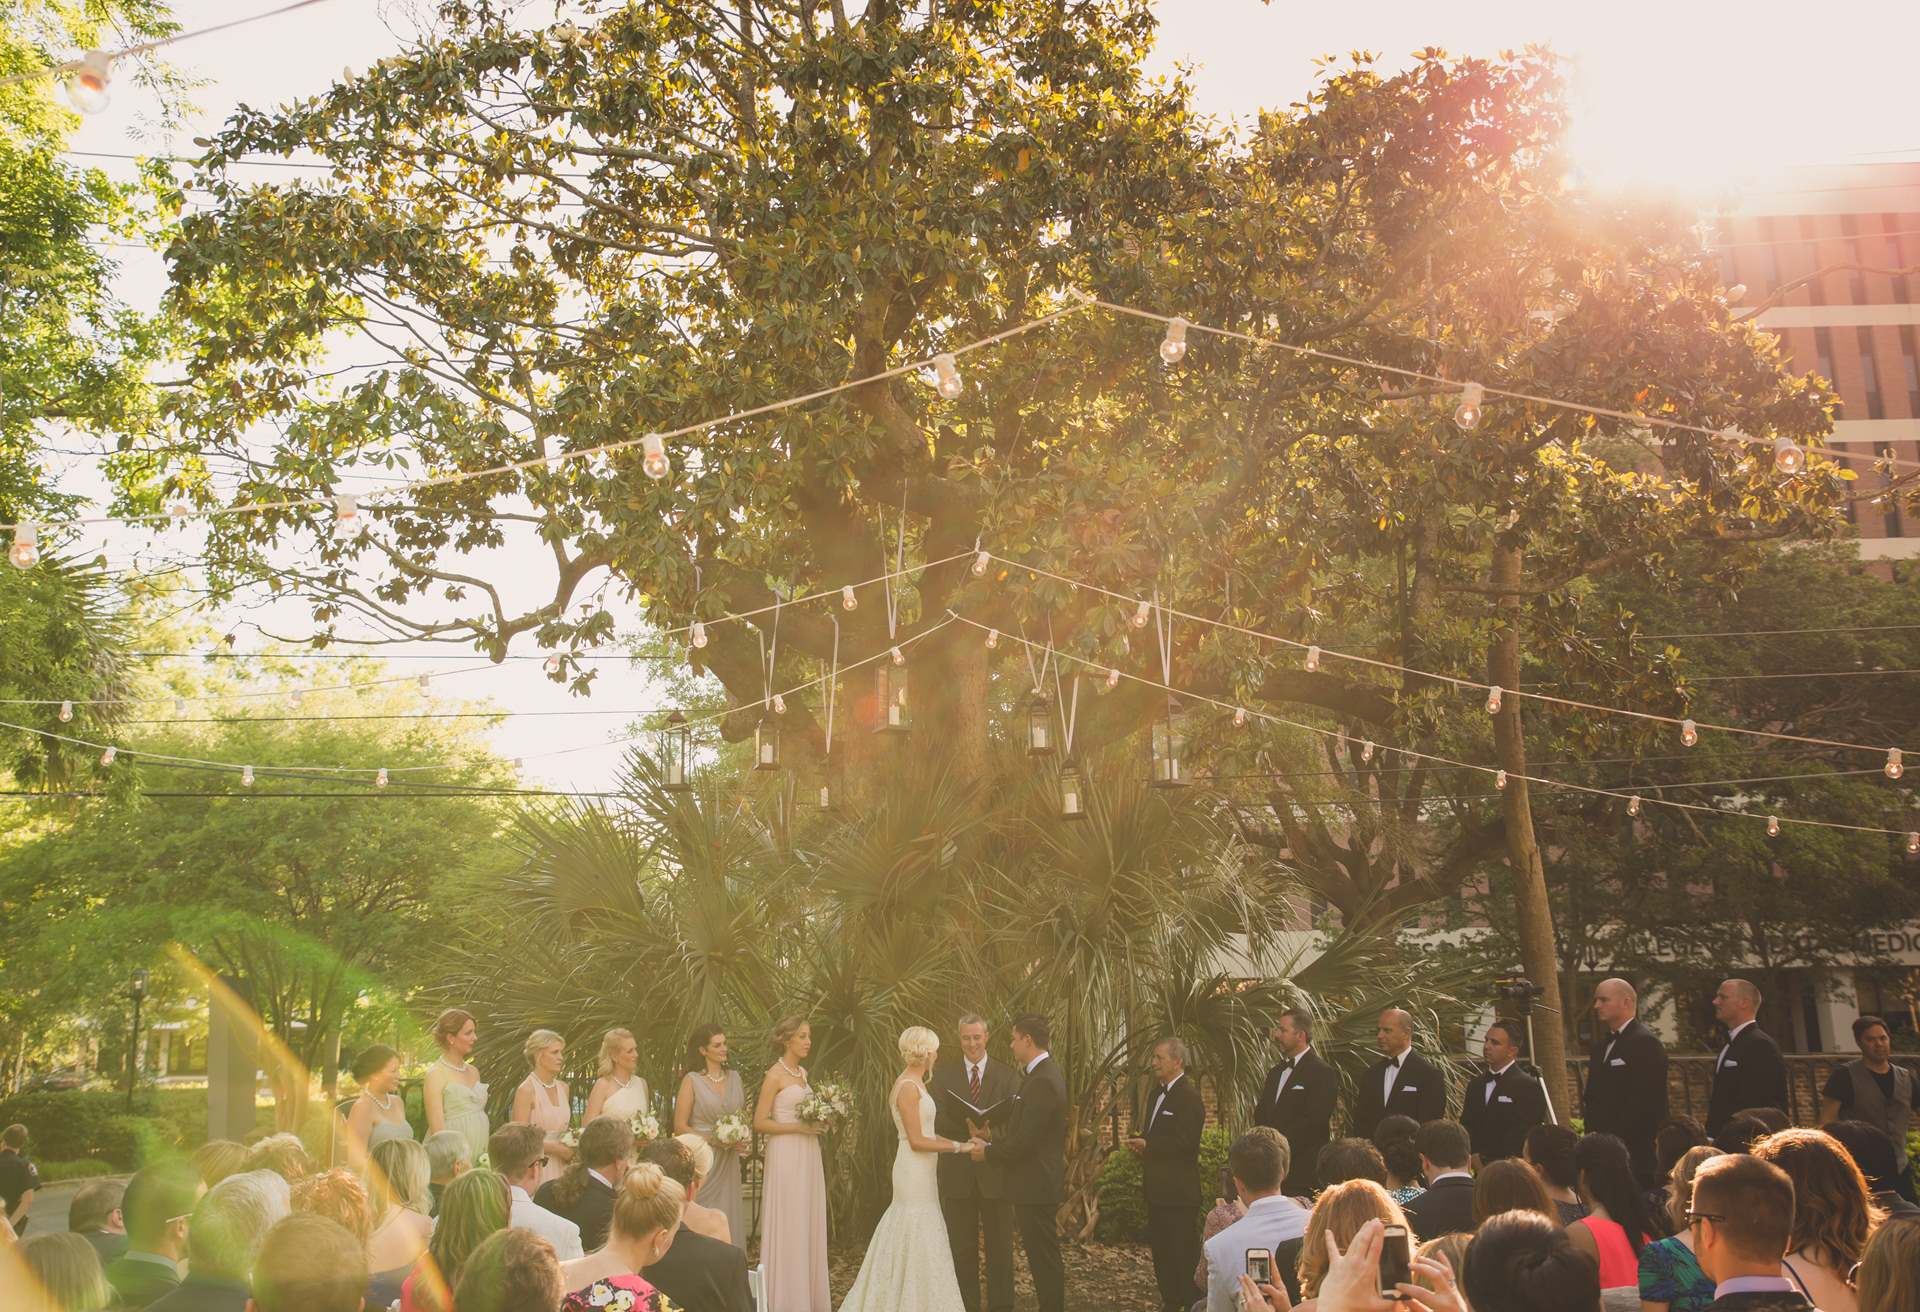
xmin=126 ymin=968 xmax=149 ymax=1110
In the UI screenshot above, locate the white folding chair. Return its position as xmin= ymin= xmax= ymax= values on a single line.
xmin=748 ymin=1264 xmax=767 ymax=1312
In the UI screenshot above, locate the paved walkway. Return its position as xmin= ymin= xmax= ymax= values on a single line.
xmin=14 ymin=1173 xmax=127 ymax=1236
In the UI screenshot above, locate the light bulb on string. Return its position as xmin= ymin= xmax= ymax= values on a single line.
xmin=241 ymin=765 xmax=254 ymax=787
xmin=1361 ymin=740 xmax=1375 ymax=763
xmin=289 ymin=689 xmax=303 ymax=708
xmin=690 ymin=621 xmax=708 ymax=649
xmin=1766 ymin=815 xmax=1780 ymax=838
xmin=418 ymin=674 xmax=431 ymax=692
xmin=1233 ymin=706 xmax=1247 ymax=728
xmin=641 ymin=432 xmax=670 ymax=480
xmin=1105 ymin=667 xmax=1121 ymax=691
xmin=9 ymin=524 xmax=38 ymax=571
xmin=1627 ymin=794 xmax=1642 ymax=817
xmin=173 ymin=697 xmax=187 ymax=716
xmin=101 ymin=746 xmax=116 ymax=766
xmin=1680 ymin=718 xmax=1699 ymax=747
xmin=64 ymin=50 xmax=114 ymax=114
xmin=1159 ymin=317 xmax=1189 ymax=365
xmin=1908 ymin=832 xmax=1920 ymax=856
xmin=841 ymin=586 xmax=857 ymax=611
xmin=58 ymin=700 xmax=73 ymax=723
xmin=933 ymin=353 xmax=963 ymax=399
xmin=1454 ymin=381 xmax=1486 ymax=430
xmin=1304 ymin=645 xmax=1321 ymax=673
xmin=1485 ymin=685 xmax=1503 ymax=714
xmin=544 ymin=655 xmax=562 ymax=675
xmin=1131 ymin=600 xmax=1151 ymax=629
xmin=1773 ymin=437 xmax=1805 ymax=474
xmin=333 ymin=493 xmax=363 ymax=540
xmin=890 ymin=646 xmax=905 ymax=666
xmin=1492 ymin=769 xmax=1508 ymax=790
xmin=772 ymin=692 xmax=787 ymax=715
xmin=375 ymin=768 xmax=388 ymax=789
xmin=168 ymin=502 xmax=189 ymax=521
xmin=1886 ymin=748 xmax=1903 ymax=780
xmin=985 ymin=629 xmax=999 ymax=649
xmin=972 ymin=550 xmax=990 ymax=577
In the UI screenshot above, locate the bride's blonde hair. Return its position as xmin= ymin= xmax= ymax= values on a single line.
xmin=898 ymin=1026 xmax=940 ymax=1065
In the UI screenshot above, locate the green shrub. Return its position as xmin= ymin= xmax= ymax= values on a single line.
xmin=1093 ymin=1125 xmax=1233 ymax=1243
xmin=36 ymin=1158 xmax=115 ymax=1183
xmin=0 ymin=1088 xmax=246 ymax=1164
xmin=91 ymin=1115 xmax=184 ymax=1168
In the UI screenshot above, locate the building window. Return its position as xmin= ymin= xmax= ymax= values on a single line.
xmin=1859 ymin=327 xmax=1885 ymax=420
xmin=1842 ymin=214 xmax=1866 ymax=303
xmin=1801 ymin=216 xmax=1824 ymax=305
xmin=1885 ymin=449 xmax=1903 ymax=537
xmin=1900 ymin=325 xmax=1920 ymax=418
xmin=1888 ymin=214 xmax=1912 ymax=304
xmin=1757 ymin=216 xmax=1781 ymax=292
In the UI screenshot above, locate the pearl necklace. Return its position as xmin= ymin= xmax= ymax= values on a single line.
xmin=609 ymin=1074 xmax=631 ymax=1090
xmin=534 ymin=1075 xmax=560 ymax=1091
xmin=363 ymin=1088 xmax=394 ymax=1112
xmin=777 ymin=1058 xmax=803 ymax=1080
xmin=438 ymin=1055 xmax=471 ymax=1074
xmin=702 ymin=1067 xmax=729 ymax=1086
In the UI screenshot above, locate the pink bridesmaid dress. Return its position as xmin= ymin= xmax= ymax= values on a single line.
xmin=760 ymin=1081 xmax=830 ymax=1312
xmin=526 ymin=1078 xmax=571 ymax=1187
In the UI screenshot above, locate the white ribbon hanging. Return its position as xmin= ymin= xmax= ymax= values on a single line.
xmin=1050 ymin=664 xmax=1082 ymax=758
xmin=1150 ymin=588 xmax=1174 ymax=687
xmin=823 ymin=615 xmax=840 ymax=758
xmin=759 ymin=589 xmax=783 ymax=708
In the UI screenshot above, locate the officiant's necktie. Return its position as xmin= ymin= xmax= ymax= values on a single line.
xmin=970 ymin=1063 xmax=982 ymax=1103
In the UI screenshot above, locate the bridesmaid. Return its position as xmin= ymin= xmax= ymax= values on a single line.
xmin=753 ymin=1016 xmax=829 ymax=1312
xmin=422 ymin=1008 xmax=490 ymax=1162
xmin=342 ymin=1044 xmax=412 ymax=1169
xmin=511 ymin=1028 xmax=575 ymax=1187
xmin=584 ymin=1028 xmax=650 ymax=1125
xmin=672 ymin=1023 xmax=746 ymax=1244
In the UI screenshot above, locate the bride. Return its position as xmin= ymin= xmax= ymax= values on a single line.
xmin=837 ymin=1026 xmax=983 ymax=1312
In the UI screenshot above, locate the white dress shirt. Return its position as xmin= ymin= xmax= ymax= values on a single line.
xmin=1148 ymin=1071 xmax=1184 ymax=1126
xmin=1383 ymin=1049 xmax=1409 ymax=1105
xmin=1486 ymin=1060 xmax=1516 ymax=1102
xmin=511 ymin=1183 xmax=584 ymax=1260
xmin=1203 ymin=1194 xmax=1311 ymax=1312
xmin=1275 ymin=1046 xmax=1311 ymax=1097
xmin=1717 ymin=1019 xmax=1755 ymax=1071
xmin=1024 ymin=1051 xmax=1050 ymax=1075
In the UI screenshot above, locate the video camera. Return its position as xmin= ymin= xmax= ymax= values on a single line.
xmin=1492 ymin=971 xmax=1545 ymax=1017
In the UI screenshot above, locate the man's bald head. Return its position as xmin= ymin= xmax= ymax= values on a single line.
xmin=1376 ymin=1008 xmax=1413 ymax=1056
xmin=1593 ymin=978 xmax=1638 ymax=1030
xmin=1713 ymin=979 xmax=1762 ymax=1028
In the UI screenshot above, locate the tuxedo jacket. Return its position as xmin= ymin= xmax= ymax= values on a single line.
xmin=986 ymin=1054 xmax=1067 ymax=1206
xmin=1353 ymin=1049 xmax=1446 ymax=1140
xmin=1253 ymin=1048 xmax=1337 ymax=1193
xmin=1458 ymin=1064 xmax=1550 ymax=1162
xmin=931 ymin=1055 xmax=1020 ymax=1200
xmin=105 ymin=1254 xmax=182 ymax=1310
xmin=1402 ymin=1174 xmax=1476 ymax=1240
xmin=644 ymin=1223 xmax=754 ymax=1312
xmin=1137 ymin=1073 xmax=1204 ymax=1206
xmin=534 ymin=1173 xmax=617 ymax=1253
xmin=1707 ymin=1023 xmax=1789 ymax=1135
xmin=1583 ymin=1018 xmax=1669 ymax=1178
xmin=1706 ymin=1294 xmax=1815 ymax=1312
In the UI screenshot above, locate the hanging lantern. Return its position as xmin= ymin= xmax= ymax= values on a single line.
xmin=1026 ymin=691 xmax=1054 ymax=757
xmin=1059 ymin=760 xmax=1088 ymax=821
xmin=753 ymin=717 xmax=781 ymax=771
xmin=874 ymin=661 xmax=910 ymax=734
xmin=811 ymin=751 xmax=841 ymax=812
xmin=1148 ymin=696 xmax=1187 ymax=788
xmin=660 ymin=710 xmax=693 ymax=793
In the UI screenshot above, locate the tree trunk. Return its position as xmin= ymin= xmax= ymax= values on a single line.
xmin=1488 ymin=541 xmax=1573 ymax=1117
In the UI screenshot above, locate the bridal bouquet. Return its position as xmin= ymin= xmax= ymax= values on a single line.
xmin=558 ymin=1126 xmax=580 ymax=1149
xmin=712 ymin=1110 xmax=751 ymax=1148
xmin=630 ymin=1108 xmax=663 ymax=1144
xmin=797 ymin=1082 xmax=852 ymax=1131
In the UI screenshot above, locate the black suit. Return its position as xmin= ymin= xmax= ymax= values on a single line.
xmin=1354 ymin=1050 xmax=1446 ymax=1140
xmin=1138 ymin=1074 xmax=1204 ymax=1311
xmin=535 ymin=1173 xmax=618 ymax=1253
xmin=104 ymin=1253 xmax=182 ymax=1309
xmin=985 ymin=1054 xmax=1067 ymax=1312
xmin=1584 ymin=1018 xmax=1669 ymax=1183
xmin=644 ymin=1223 xmax=753 ymax=1312
xmin=1459 ymin=1064 xmax=1550 ymax=1163
xmin=1402 ymin=1173 xmax=1476 ymax=1240
xmin=80 ymin=1229 xmax=129 ymax=1265
xmin=1253 ymin=1047 xmax=1337 ymax=1195
xmin=932 ymin=1055 xmax=1019 ymax=1312
xmin=1706 ymin=1293 xmax=1815 ymax=1312
xmin=146 ymin=1275 xmax=251 ymax=1312
xmin=1707 ymin=1023 xmax=1789 ymax=1136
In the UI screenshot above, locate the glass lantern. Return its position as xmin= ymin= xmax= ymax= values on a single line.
xmin=660 ymin=710 xmax=693 ymax=793
xmin=753 ymin=717 xmax=781 ymax=771
xmin=874 ymin=661 xmax=911 ymax=734
xmin=1149 ymin=697 xmax=1187 ymax=788
xmin=811 ymin=751 xmax=841 ymax=812
xmin=1059 ymin=760 xmax=1088 ymax=821
xmin=1026 ymin=691 xmax=1055 ymax=757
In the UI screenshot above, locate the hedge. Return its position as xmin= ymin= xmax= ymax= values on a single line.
xmin=1094 ymin=1126 xmax=1232 ymax=1243
xmin=36 ymin=1159 xmax=116 ymax=1183
xmin=0 ymin=1089 xmax=235 ymax=1167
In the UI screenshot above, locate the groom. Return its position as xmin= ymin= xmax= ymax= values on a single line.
xmin=931 ymin=1013 xmax=1018 ymax=1312
xmin=973 ymin=1013 xmax=1067 ymax=1312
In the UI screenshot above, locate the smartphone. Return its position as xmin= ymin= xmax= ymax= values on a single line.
xmin=1377 ymin=1224 xmax=1412 ymax=1299
xmin=1244 ymin=1248 xmax=1273 ymax=1286
xmin=1218 ymin=1165 xmax=1236 ymax=1201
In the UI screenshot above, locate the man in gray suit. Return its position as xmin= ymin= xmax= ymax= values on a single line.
xmin=932 ymin=1013 xmax=1019 ymax=1312
xmin=1201 ymin=1130 xmax=1310 ymax=1312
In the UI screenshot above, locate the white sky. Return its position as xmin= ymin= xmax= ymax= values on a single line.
xmin=49 ymin=0 xmax=1920 ymax=791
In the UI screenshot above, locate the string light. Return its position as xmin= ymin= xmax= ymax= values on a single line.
xmin=9 ymin=524 xmax=37 ymax=570
xmin=173 ymin=697 xmax=187 ymax=716
xmin=57 ymin=700 xmax=73 ymax=723
xmin=985 ymin=629 xmax=999 ymax=649
xmin=241 ymin=764 xmax=254 ymax=786
xmin=933 ymin=353 xmax=963 ymax=399
xmin=1105 ymin=667 xmax=1121 ymax=691
xmin=1495 ymin=769 xmax=1508 ymax=790
xmin=418 ymin=673 xmax=431 ymax=692
xmin=543 ymin=655 xmax=562 ymax=675
xmin=771 ymin=692 xmax=787 ymax=715
xmin=1627 ymin=795 xmax=1641 ymax=817
xmin=1774 ymin=437 xmax=1805 ymax=474
xmin=1766 ymin=814 xmax=1780 ymax=837
xmin=63 ymin=50 xmax=113 ymax=114
xmin=691 ymin=621 xmax=708 ymax=649
xmin=100 ymin=746 xmax=115 ymax=766
xmin=1131 ymin=600 xmax=1152 ymax=629
xmin=1485 ymin=685 xmax=1503 ymax=714
xmin=1361 ymin=740 xmax=1375 ymax=763
xmin=972 ymin=550 xmax=990 ymax=577
xmin=1304 ymin=645 xmax=1321 ymax=673
xmin=375 ymin=767 xmax=388 ymax=788
xmin=1681 ymin=718 xmax=1699 ymax=747
xmin=1909 ymin=832 xmax=1920 ymax=855
xmin=890 ymin=645 xmax=905 ymax=666
xmin=1232 ymin=706 xmax=1247 ymax=728
xmin=641 ymin=433 xmax=669 ymax=480
xmin=168 ymin=502 xmax=190 ymax=521
xmin=333 ymin=493 xmax=362 ymax=540
xmin=1887 ymin=748 xmax=1904 ymax=780
xmin=841 ymin=585 xmax=857 ymax=611
xmin=1159 ymin=317 xmax=1189 ymax=365
xmin=1454 ymin=382 xmax=1485 ymax=430
xmin=289 ymin=689 xmax=303 ymax=707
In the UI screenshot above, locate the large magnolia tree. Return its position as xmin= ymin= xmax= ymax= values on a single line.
xmin=141 ymin=1 xmax=1850 ymax=1107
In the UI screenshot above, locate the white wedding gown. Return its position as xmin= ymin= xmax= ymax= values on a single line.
xmin=835 ymin=1078 xmax=966 ymax=1312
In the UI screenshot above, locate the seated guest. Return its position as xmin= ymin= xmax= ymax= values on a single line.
xmin=1753 ymin=1128 xmax=1884 ymax=1312
xmin=1313 ymin=1138 xmax=1388 ymax=1191
xmin=66 ymin=1179 xmax=129 ymax=1265
xmin=1372 ymin=1114 xmax=1426 ymax=1205
xmin=451 ymin=1228 xmax=565 ymax=1312
xmin=18 ymin=1232 xmax=115 ymax=1312
xmin=1523 ymin=1123 xmax=1589 ymax=1225
xmin=1687 ymin=1153 xmax=1814 ymax=1312
xmin=191 ymin=1141 xmax=250 ymax=1191
xmin=490 ymin=1123 xmax=584 ymax=1261
xmin=367 ymin=1139 xmax=436 ymax=1305
xmin=1567 ymin=1133 xmax=1656 ymax=1312
xmin=1202 ymin=1129 xmax=1310 ymax=1311
xmin=400 ymin=1168 xmax=510 ymax=1312
xmin=637 ymin=1137 xmax=755 ymax=1312
xmin=1820 ymin=1121 xmax=1920 ymax=1219
xmin=422 ymin=1129 xmax=471 ymax=1217
xmin=1293 ymin=1179 xmax=1410 ymax=1309
xmin=1740 ymin=1109 xmax=1793 ymax=1139
xmin=1853 ymin=1214 xmax=1919 ymax=1312
xmin=1652 ymin=1117 xmax=1711 ymax=1222
xmin=536 ymin=1115 xmax=634 ymax=1253
xmin=105 ymin=1162 xmax=202 ymax=1308
xmin=290 ymin=1169 xmax=374 ymax=1254
xmin=1402 ymin=1120 xmax=1475 ymax=1239
xmin=1715 ymin=1113 xmax=1773 ymax=1154
xmin=242 ymin=1134 xmax=314 ymax=1185
xmin=1474 ymin=1158 xmax=1557 ymax=1226
xmin=1415 ymin=1231 xmax=1471 ymax=1296
xmin=1462 ymin=1209 xmax=1602 ymax=1312
xmin=558 ymin=1163 xmax=685 ymax=1311
xmin=250 ymin=1213 xmax=368 ymax=1312
xmin=1639 ymin=1146 xmax=1724 ymax=1312
xmin=672 ymin=1134 xmax=732 ymax=1244
xmin=149 ymin=1169 xmax=290 ymax=1312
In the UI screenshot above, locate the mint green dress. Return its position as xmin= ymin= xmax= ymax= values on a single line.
xmin=442 ymin=1078 xmax=491 ymax=1161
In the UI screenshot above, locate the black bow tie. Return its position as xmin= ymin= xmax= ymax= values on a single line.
xmin=1388 ymin=1055 xmax=1402 ymax=1069
xmin=1278 ymin=1057 xmax=1294 ymax=1072
xmin=1157 ymin=1083 xmax=1171 ymax=1098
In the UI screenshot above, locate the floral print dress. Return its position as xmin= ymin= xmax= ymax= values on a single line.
xmin=561 ymin=1273 xmax=677 ymax=1312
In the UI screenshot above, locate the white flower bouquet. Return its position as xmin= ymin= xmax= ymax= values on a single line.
xmin=630 ymin=1108 xmax=662 ymax=1144
xmin=796 ymin=1081 xmax=852 ymax=1131
xmin=712 ymin=1110 xmax=751 ymax=1148
xmin=559 ymin=1126 xmax=580 ymax=1149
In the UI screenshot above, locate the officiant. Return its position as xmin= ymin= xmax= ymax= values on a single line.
xmin=931 ymin=1013 xmax=1019 ymax=1312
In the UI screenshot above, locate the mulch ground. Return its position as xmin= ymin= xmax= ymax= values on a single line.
xmin=827 ymin=1240 xmax=1159 ymax=1312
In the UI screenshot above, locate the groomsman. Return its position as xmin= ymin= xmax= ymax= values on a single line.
xmin=1354 ymin=1008 xmax=1446 ymax=1139
xmin=975 ymin=1014 xmax=1067 ymax=1312
xmin=1253 ymin=1008 xmax=1336 ymax=1196
xmin=1706 ymin=978 xmax=1788 ymax=1137
xmin=1583 ymin=978 xmax=1668 ymax=1184
xmin=932 ymin=1014 xmax=1018 ymax=1312
xmin=1128 ymin=1038 xmax=1204 ymax=1312
xmin=1459 ymin=1019 xmax=1549 ymax=1165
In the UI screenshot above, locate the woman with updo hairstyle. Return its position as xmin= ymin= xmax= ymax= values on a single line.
xmin=510 ymin=1028 xmax=573 ymax=1186
xmin=422 ymin=1007 xmax=490 ymax=1161
xmin=191 ymin=1138 xmax=250 ymax=1189
xmin=558 ymin=1162 xmax=686 ymax=1310
xmin=343 ymin=1042 xmax=412 ymax=1168
xmin=673 ymin=1021 xmax=746 ymax=1244
xmin=585 ymin=1027 xmax=650 ymax=1125
xmin=1463 ymin=1209 xmax=1602 ymax=1312
xmin=673 ymin=1133 xmax=732 ymax=1243
xmin=1372 ymin=1113 xmax=1425 ymax=1204
xmin=755 ymin=1015 xmax=830 ymax=1311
